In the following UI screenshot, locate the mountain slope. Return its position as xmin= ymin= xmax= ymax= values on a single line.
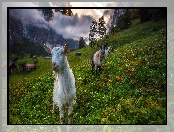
xmin=9 ymin=18 xmax=166 ymax=124
xmin=67 ymin=18 xmax=166 ymax=124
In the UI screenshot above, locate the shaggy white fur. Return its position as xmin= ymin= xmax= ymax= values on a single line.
xmin=44 ymin=43 xmax=76 ymax=124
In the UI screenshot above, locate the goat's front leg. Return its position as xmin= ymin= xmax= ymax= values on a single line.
xmin=68 ymin=105 xmax=73 ymax=124
xmin=91 ymin=59 xmax=94 ymax=73
xmin=59 ymin=104 xmax=65 ymax=124
xmin=92 ymin=65 xmax=94 ymax=72
xmin=95 ymin=65 xmax=98 ymax=76
xmin=99 ymin=66 xmax=102 ymax=72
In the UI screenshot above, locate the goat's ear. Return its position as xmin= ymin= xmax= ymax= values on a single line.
xmin=44 ymin=44 xmax=51 ymax=53
xmin=64 ymin=43 xmax=69 ymax=53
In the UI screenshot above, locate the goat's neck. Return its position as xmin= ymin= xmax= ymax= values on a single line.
xmin=99 ymin=50 xmax=104 ymax=59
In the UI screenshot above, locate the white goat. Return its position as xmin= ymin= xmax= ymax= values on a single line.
xmin=91 ymin=43 xmax=108 ymax=74
xmin=44 ymin=43 xmax=76 ymax=124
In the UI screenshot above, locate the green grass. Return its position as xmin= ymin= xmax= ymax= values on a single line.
xmin=9 ymin=19 xmax=166 ymax=124
xmin=9 ymin=57 xmax=52 ymax=84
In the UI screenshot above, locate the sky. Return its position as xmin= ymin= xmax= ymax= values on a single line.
xmin=5 ymin=2 xmax=119 ymax=45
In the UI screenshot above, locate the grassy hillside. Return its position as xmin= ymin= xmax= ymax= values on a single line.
xmin=9 ymin=18 xmax=166 ymax=124
xmin=9 ymin=57 xmax=52 ymax=84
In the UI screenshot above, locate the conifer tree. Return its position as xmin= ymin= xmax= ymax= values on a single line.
xmin=78 ymin=37 xmax=85 ymax=49
xmin=89 ymin=16 xmax=107 ymax=47
xmin=98 ymin=16 xmax=107 ymax=39
xmin=149 ymin=9 xmax=161 ymax=31
xmin=89 ymin=19 xmax=98 ymax=47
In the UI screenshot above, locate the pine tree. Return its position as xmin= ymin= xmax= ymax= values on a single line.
xmin=89 ymin=16 xmax=107 ymax=47
xmin=149 ymin=9 xmax=161 ymax=31
xmin=78 ymin=37 xmax=85 ymax=49
xmin=98 ymin=16 xmax=107 ymax=39
xmin=123 ymin=9 xmax=131 ymax=29
xmin=116 ymin=9 xmax=131 ymax=31
xmin=138 ymin=9 xmax=151 ymax=23
xmin=89 ymin=19 xmax=98 ymax=47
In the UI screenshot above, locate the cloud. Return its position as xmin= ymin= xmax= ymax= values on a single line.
xmin=71 ymin=9 xmax=102 ymax=21
xmin=69 ymin=2 xmax=119 ymax=35
xmin=103 ymin=9 xmax=115 ymax=33
xmin=50 ymin=11 xmax=94 ymax=40
xmin=70 ymin=2 xmax=118 ymax=21
xmin=9 ymin=9 xmax=49 ymax=29
xmin=6 ymin=2 xmax=118 ymax=44
xmin=8 ymin=8 xmax=95 ymax=41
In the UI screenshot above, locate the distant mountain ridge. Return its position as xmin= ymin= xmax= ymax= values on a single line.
xmin=9 ymin=9 xmax=78 ymax=49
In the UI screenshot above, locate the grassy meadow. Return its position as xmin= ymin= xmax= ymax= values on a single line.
xmin=9 ymin=18 xmax=167 ymax=124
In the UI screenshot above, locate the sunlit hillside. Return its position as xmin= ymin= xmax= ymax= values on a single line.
xmin=9 ymin=18 xmax=166 ymax=124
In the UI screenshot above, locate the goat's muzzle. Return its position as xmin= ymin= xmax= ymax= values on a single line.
xmin=100 ymin=51 xmax=105 ymax=59
xmin=101 ymin=50 xmax=105 ymax=55
xmin=52 ymin=62 xmax=58 ymax=70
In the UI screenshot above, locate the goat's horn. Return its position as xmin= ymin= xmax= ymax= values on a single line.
xmin=44 ymin=44 xmax=51 ymax=53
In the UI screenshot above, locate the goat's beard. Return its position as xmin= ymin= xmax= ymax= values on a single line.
xmin=52 ymin=66 xmax=58 ymax=71
xmin=53 ymin=66 xmax=64 ymax=73
xmin=53 ymin=67 xmax=60 ymax=72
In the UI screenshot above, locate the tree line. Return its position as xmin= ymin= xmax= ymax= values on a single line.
xmin=109 ymin=8 xmax=166 ymax=34
xmin=9 ymin=38 xmax=47 ymax=58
